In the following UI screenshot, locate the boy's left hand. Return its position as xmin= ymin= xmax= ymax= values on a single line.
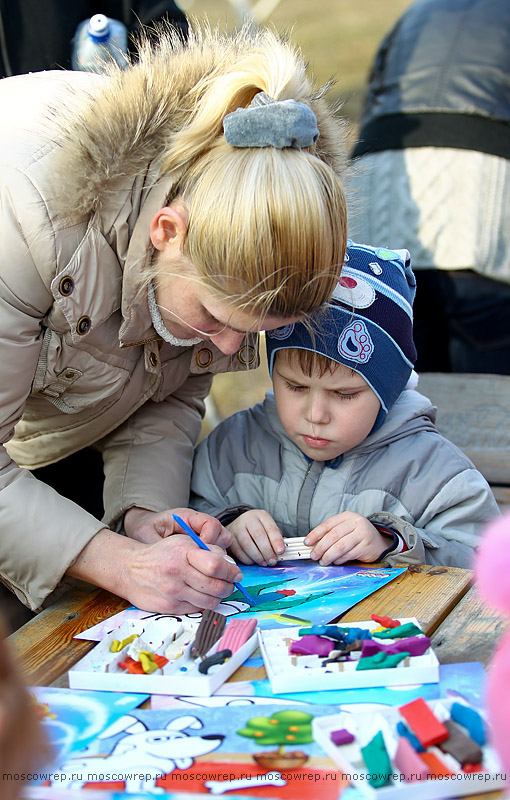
xmin=305 ymin=511 xmax=389 ymax=565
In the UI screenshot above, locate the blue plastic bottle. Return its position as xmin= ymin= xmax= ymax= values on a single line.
xmin=72 ymin=14 xmax=128 ymax=72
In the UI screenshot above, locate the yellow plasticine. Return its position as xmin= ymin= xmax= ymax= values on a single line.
xmin=371 ymin=626 xmax=389 ymax=634
xmin=110 ymin=633 xmax=139 ymax=653
xmin=138 ymin=651 xmax=159 ymax=674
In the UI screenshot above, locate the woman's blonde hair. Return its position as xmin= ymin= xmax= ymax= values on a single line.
xmin=57 ymin=22 xmax=348 ymax=318
xmin=144 ymin=22 xmax=348 ymax=317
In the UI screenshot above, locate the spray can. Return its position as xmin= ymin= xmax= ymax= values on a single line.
xmin=72 ymin=14 xmax=128 ymax=72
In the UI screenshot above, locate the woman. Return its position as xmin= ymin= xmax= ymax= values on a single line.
xmin=0 ymin=24 xmax=347 ymax=616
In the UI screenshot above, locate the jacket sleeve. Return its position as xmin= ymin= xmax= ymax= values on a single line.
xmin=100 ymin=371 xmax=213 ymax=526
xmin=369 ymin=468 xmax=500 ymax=568
xmin=189 ymin=421 xmax=246 ymax=520
xmin=0 ymin=170 xmax=108 ymax=611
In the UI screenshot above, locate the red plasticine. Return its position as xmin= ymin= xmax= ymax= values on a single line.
xmin=371 ymin=613 xmax=400 ymax=628
xmin=419 ymin=751 xmax=455 ymax=777
xmin=399 ymin=698 xmax=449 ymax=748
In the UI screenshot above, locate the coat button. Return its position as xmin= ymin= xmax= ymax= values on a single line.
xmin=59 ymin=276 xmax=74 ymax=296
xmin=149 ymin=352 xmax=158 ymax=367
xmin=196 ymin=348 xmax=213 ymax=368
xmin=76 ymin=315 xmax=91 ymax=335
xmin=238 ymin=344 xmax=256 ymax=365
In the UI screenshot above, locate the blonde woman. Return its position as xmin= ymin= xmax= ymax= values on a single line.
xmin=0 ymin=24 xmax=347 ymax=617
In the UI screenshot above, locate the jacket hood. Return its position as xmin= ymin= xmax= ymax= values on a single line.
xmin=50 ymin=24 xmax=347 ymax=224
xmin=262 ymin=386 xmax=438 ymax=461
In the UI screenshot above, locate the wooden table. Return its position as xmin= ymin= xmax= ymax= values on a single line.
xmin=8 ymin=563 xmax=504 ymax=686
xmin=8 ymin=564 xmax=506 ymax=800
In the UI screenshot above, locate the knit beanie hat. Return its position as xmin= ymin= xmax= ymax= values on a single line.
xmin=266 ymin=240 xmax=417 ymax=431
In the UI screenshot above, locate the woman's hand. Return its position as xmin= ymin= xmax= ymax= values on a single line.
xmin=68 ymin=527 xmax=243 ymax=615
xmin=227 ymin=509 xmax=285 ymax=565
xmin=124 ymin=507 xmax=233 ymax=550
xmin=305 ymin=511 xmax=388 ymax=565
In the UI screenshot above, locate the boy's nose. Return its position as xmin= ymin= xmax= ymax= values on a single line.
xmin=305 ymin=393 xmax=330 ymax=424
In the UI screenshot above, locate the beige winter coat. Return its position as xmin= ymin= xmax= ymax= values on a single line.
xmin=0 ymin=68 xmax=259 ymax=611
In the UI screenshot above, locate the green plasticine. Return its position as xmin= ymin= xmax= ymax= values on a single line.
xmin=376 ymin=622 xmax=423 ymax=639
xmin=361 ymin=730 xmax=392 ymax=787
xmin=356 ymin=651 xmax=409 ymax=670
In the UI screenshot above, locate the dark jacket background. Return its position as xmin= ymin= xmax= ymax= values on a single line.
xmin=0 ymin=1 xmax=188 ymax=77
xmin=352 ymin=0 xmax=510 ymax=160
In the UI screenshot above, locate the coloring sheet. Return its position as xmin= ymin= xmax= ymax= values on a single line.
xmin=37 ymin=704 xmax=350 ymax=798
xmin=29 ymin=687 xmax=148 ymax=769
xmin=75 ymin=564 xmax=407 ymax=640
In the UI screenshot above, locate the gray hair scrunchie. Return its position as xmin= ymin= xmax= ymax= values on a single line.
xmin=223 ymin=91 xmax=319 ymax=149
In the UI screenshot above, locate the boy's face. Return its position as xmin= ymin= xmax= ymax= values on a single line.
xmin=272 ymin=351 xmax=381 ymax=461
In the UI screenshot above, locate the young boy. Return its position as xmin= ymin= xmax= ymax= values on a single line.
xmin=190 ymin=241 xmax=499 ymax=569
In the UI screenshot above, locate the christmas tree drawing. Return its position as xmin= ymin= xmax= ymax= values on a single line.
xmin=237 ymin=710 xmax=314 ymax=770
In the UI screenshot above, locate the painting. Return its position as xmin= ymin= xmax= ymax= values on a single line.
xmin=28 ymin=687 xmax=148 ymax=782
xmin=75 ymin=564 xmax=407 ymax=641
xmin=38 ymin=705 xmax=350 ymax=798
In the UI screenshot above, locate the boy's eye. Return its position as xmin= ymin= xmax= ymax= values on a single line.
xmin=285 ymin=381 xmax=305 ymax=392
xmin=335 ymin=391 xmax=359 ymax=400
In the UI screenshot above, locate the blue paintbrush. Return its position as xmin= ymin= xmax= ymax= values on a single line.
xmin=172 ymin=514 xmax=259 ymax=607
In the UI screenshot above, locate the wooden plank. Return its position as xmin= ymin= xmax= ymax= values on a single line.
xmin=8 ymin=586 xmax=128 ymax=686
xmin=430 ymin=585 xmax=506 ymax=667
xmin=418 ymin=372 xmax=510 ymax=485
xmin=339 ymin=564 xmax=473 ymax=637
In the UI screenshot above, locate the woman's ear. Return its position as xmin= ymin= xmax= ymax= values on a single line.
xmin=150 ymin=203 xmax=188 ymax=252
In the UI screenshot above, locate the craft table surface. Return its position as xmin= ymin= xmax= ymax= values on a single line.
xmin=8 ymin=563 xmax=505 ymax=800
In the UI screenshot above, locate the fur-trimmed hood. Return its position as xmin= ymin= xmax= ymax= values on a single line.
xmin=50 ymin=23 xmax=347 ymax=224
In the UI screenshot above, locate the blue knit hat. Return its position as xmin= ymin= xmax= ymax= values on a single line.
xmin=266 ymin=240 xmax=417 ymax=431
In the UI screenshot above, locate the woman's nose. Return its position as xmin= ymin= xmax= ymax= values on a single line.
xmin=210 ymin=329 xmax=245 ymax=355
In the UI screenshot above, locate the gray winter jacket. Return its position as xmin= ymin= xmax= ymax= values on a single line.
xmin=190 ymin=388 xmax=500 ymax=568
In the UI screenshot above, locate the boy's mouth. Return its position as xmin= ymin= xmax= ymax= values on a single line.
xmin=302 ymin=435 xmax=331 ymax=448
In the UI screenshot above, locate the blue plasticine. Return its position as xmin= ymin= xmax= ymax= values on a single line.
xmin=396 ymin=720 xmax=425 ymax=752
xmin=450 ymin=702 xmax=486 ymax=746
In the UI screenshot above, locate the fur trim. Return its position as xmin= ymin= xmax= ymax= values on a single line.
xmin=52 ymin=21 xmax=347 ymax=222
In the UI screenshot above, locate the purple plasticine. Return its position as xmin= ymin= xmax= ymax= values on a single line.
xmin=289 ymin=634 xmax=335 ymax=657
xmin=361 ymin=636 xmax=431 ymax=658
xmin=331 ymin=728 xmax=355 ymax=746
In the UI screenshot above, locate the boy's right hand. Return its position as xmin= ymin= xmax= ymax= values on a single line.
xmin=227 ymin=509 xmax=285 ymax=566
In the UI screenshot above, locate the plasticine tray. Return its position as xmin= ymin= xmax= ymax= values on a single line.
xmin=312 ymin=699 xmax=506 ymax=799
xmin=68 ymin=616 xmax=257 ymax=696
xmin=258 ymin=617 xmax=440 ymax=693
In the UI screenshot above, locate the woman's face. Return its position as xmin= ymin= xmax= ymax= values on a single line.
xmin=155 ymin=263 xmax=300 ymax=355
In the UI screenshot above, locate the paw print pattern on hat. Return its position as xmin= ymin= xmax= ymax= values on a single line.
xmin=338 ymin=320 xmax=374 ymax=364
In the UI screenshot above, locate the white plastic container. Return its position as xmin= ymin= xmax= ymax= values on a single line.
xmin=72 ymin=14 xmax=128 ymax=72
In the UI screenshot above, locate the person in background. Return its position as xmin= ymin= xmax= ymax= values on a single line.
xmin=0 ymin=24 xmax=348 ymax=626
xmin=190 ymin=241 xmax=499 ymax=568
xmin=0 ymin=616 xmax=50 ymax=797
xmin=348 ymin=0 xmax=510 ymax=374
xmin=0 ymin=1 xmax=188 ymax=77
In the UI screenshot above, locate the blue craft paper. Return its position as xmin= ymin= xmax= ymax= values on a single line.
xmin=216 ymin=562 xmax=407 ymax=630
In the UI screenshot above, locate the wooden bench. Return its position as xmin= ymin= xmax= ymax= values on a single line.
xmin=418 ymin=373 xmax=510 ymax=511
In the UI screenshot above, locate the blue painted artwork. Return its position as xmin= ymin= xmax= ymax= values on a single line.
xmin=214 ymin=562 xmax=407 ymax=629
xmin=30 ymin=686 xmax=148 ymax=771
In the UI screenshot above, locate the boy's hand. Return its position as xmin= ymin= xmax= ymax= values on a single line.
xmin=227 ymin=509 xmax=285 ymax=565
xmin=305 ymin=511 xmax=389 ymax=565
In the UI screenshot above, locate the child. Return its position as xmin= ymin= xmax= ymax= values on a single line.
xmin=190 ymin=241 xmax=500 ymax=569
